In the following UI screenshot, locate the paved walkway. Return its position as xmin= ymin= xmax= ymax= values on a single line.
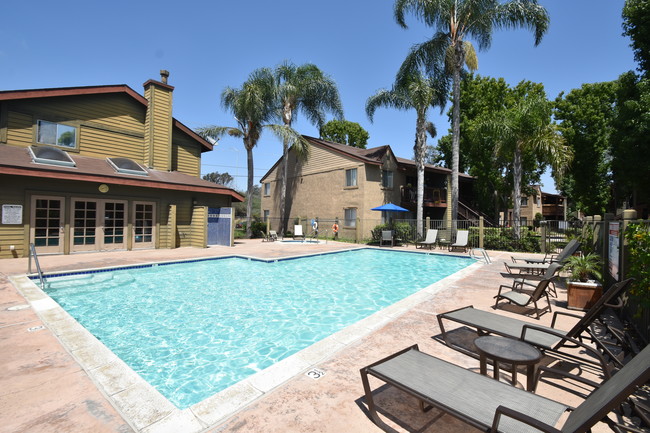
xmin=0 ymin=240 xmax=612 ymax=432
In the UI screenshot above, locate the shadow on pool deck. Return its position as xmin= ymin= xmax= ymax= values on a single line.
xmin=0 ymin=240 xmax=612 ymax=433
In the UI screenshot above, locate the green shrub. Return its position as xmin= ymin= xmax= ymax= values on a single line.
xmin=370 ymin=222 xmax=414 ymax=244
xmin=625 ymin=223 xmax=650 ymax=313
xmin=469 ymin=226 xmax=541 ymax=252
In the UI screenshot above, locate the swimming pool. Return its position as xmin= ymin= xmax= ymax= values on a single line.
xmin=42 ymin=248 xmax=471 ymax=409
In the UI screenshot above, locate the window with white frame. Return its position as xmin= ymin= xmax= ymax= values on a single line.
xmin=345 ymin=168 xmax=357 ymax=187
xmin=521 ymin=197 xmax=529 ymax=206
xmin=344 ymin=208 xmax=357 ymax=227
xmin=382 ymin=170 xmax=393 ymax=188
xmin=264 ymin=182 xmax=270 ymax=196
xmin=37 ymin=120 xmax=77 ymax=149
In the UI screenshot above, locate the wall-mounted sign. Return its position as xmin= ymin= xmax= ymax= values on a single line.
xmin=98 ymin=184 xmax=109 ymax=193
xmin=2 ymin=204 xmax=23 ymax=224
xmin=608 ymin=222 xmax=620 ymax=280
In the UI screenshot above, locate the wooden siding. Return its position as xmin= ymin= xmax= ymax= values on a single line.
xmin=79 ymin=126 xmax=144 ymax=162
xmin=6 ymin=111 xmax=33 ymax=145
xmin=190 ymin=206 xmax=207 ymax=248
xmin=0 ymin=185 xmax=26 ymax=259
xmin=144 ymin=85 xmax=172 ymax=171
xmin=172 ymin=130 xmax=201 ymax=176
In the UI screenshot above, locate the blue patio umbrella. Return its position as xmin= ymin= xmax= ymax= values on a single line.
xmin=371 ymin=203 xmax=409 ymax=212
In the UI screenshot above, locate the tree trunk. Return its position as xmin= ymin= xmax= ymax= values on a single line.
xmin=415 ymin=113 xmax=427 ymax=237
xmin=512 ymin=144 xmax=522 ymax=239
xmin=245 ymin=143 xmax=254 ymax=239
xmin=450 ymin=43 xmax=464 ymax=228
xmin=280 ymin=103 xmax=293 ymax=235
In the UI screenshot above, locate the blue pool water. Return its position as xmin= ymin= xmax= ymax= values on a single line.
xmin=43 ymin=249 xmax=471 ymax=408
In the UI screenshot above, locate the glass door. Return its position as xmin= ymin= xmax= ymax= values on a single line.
xmin=30 ymin=196 xmax=65 ymax=254
xmin=71 ymin=199 xmax=98 ymax=252
xmin=102 ymin=201 xmax=126 ymax=250
xmin=133 ymin=201 xmax=155 ymax=249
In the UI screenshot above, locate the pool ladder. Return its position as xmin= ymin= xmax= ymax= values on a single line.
xmin=28 ymin=243 xmax=45 ymax=288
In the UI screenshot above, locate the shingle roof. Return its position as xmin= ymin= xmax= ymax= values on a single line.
xmin=0 ymin=144 xmax=244 ymax=201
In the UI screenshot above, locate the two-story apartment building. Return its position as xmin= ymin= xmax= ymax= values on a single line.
xmin=0 ymin=71 xmax=243 ymax=259
xmin=260 ymin=136 xmax=474 ymax=239
xmin=504 ymin=185 xmax=566 ymax=225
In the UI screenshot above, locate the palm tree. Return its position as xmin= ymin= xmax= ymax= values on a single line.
xmin=274 ymin=62 xmax=343 ymax=233
xmin=198 ymin=68 xmax=302 ymax=238
xmin=394 ymin=0 xmax=550 ymax=224
xmin=366 ymin=72 xmax=446 ymax=237
xmin=480 ymin=87 xmax=572 ymax=238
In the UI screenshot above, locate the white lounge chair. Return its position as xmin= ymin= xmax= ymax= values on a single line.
xmin=293 ymin=225 xmax=305 ymax=240
xmin=449 ymin=230 xmax=469 ymax=252
xmin=416 ymin=229 xmax=438 ymax=249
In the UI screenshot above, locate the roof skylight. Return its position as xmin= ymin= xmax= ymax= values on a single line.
xmin=107 ymin=157 xmax=148 ymax=176
xmin=28 ymin=145 xmax=76 ymax=167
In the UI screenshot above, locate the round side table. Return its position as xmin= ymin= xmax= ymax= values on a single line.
xmin=474 ymin=335 xmax=542 ymax=391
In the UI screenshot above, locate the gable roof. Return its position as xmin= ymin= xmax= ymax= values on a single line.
xmin=0 ymin=144 xmax=243 ymax=201
xmin=260 ymin=135 xmax=473 ymax=182
xmin=0 ymin=84 xmax=214 ymax=152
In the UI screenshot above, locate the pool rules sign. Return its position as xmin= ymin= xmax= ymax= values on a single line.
xmin=1 ymin=205 xmax=22 ymax=225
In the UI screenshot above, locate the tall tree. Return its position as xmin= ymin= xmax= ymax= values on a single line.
xmin=320 ymin=119 xmax=369 ymax=148
xmin=198 ymin=68 xmax=302 ymax=238
xmin=366 ymin=72 xmax=446 ymax=236
xmin=623 ymin=0 xmax=650 ymax=75
xmin=554 ymin=82 xmax=617 ymax=216
xmin=274 ymin=62 xmax=343 ymax=233
xmin=394 ymin=0 xmax=549 ymax=224
xmin=480 ymin=82 xmax=571 ymax=238
xmin=202 ymin=171 xmax=235 ymax=188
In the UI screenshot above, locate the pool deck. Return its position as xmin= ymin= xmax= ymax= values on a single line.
xmin=0 ymin=240 xmax=614 ymax=433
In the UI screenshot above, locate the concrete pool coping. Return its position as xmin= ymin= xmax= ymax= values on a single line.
xmin=9 ymin=245 xmax=482 ymax=433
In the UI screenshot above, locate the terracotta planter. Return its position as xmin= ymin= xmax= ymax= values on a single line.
xmin=567 ymin=281 xmax=602 ymax=311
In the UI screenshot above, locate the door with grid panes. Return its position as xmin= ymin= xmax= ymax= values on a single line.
xmin=71 ymin=199 xmax=127 ymax=252
xmin=132 ymin=201 xmax=155 ymax=249
xmin=30 ymin=196 xmax=65 ymax=254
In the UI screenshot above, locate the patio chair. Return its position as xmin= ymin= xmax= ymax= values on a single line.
xmin=512 ymin=239 xmax=581 ymax=265
xmin=380 ymin=230 xmax=393 ymax=247
xmin=449 ymin=230 xmax=469 ymax=253
xmin=493 ymin=277 xmax=554 ymax=319
xmin=263 ymin=230 xmax=278 ymax=242
xmin=437 ymin=278 xmax=634 ymax=372
xmin=293 ymin=225 xmax=305 ymax=240
xmin=416 ymin=229 xmax=438 ymax=249
xmin=360 ymin=343 xmax=650 ymax=433
xmin=510 ymin=262 xmax=563 ymax=298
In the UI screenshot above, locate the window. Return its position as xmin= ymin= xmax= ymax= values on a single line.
xmin=264 ymin=183 xmax=270 ymax=196
xmin=37 ymin=120 xmax=77 ymax=149
xmin=263 ymin=210 xmax=270 ymax=221
xmin=382 ymin=170 xmax=393 ymax=188
xmin=520 ymin=217 xmax=528 ymax=226
xmin=533 ymin=195 xmax=539 ymax=205
xmin=345 ymin=168 xmax=357 ymax=187
xmin=521 ymin=197 xmax=529 ymax=206
xmin=344 ymin=208 xmax=357 ymax=227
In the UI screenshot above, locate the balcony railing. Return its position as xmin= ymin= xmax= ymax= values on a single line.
xmin=401 ymin=187 xmax=447 ymax=207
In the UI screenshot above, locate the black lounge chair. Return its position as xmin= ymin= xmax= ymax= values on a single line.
xmin=493 ymin=277 xmax=554 ymax=320
xmin=508 ymin=262 xmax=563 ymax=298
xmin=438 ymin=279 xmax=634 ymax=373
xmin=360 ymin=343 xmax=650 ymax=433
xmin=512 ymin=239 xmax=581 ymax=265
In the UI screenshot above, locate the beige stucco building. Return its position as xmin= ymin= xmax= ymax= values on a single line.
xmin=260 ymin=136 xmax=474 ymax=240
xmin=0 ymin=71 xmax=242 ymax=259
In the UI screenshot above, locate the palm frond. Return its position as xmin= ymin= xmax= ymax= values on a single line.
xmin=195 ymin=126 xmax=243 ymax=140
xmin=493 ymin=1 xmax=550 ymax=46
xmin=265 ymin=124 xmax=311 ymax=160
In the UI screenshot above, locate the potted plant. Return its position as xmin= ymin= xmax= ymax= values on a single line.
xmin=564 ymin=253 xmax=604 ymax=311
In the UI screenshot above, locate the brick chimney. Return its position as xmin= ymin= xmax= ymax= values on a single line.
xmin=143 ymin=70 xmax=174 ymax=170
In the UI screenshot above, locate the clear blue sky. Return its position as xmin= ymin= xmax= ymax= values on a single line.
xmin=1 ymin=0 xmax=635 ymax=193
